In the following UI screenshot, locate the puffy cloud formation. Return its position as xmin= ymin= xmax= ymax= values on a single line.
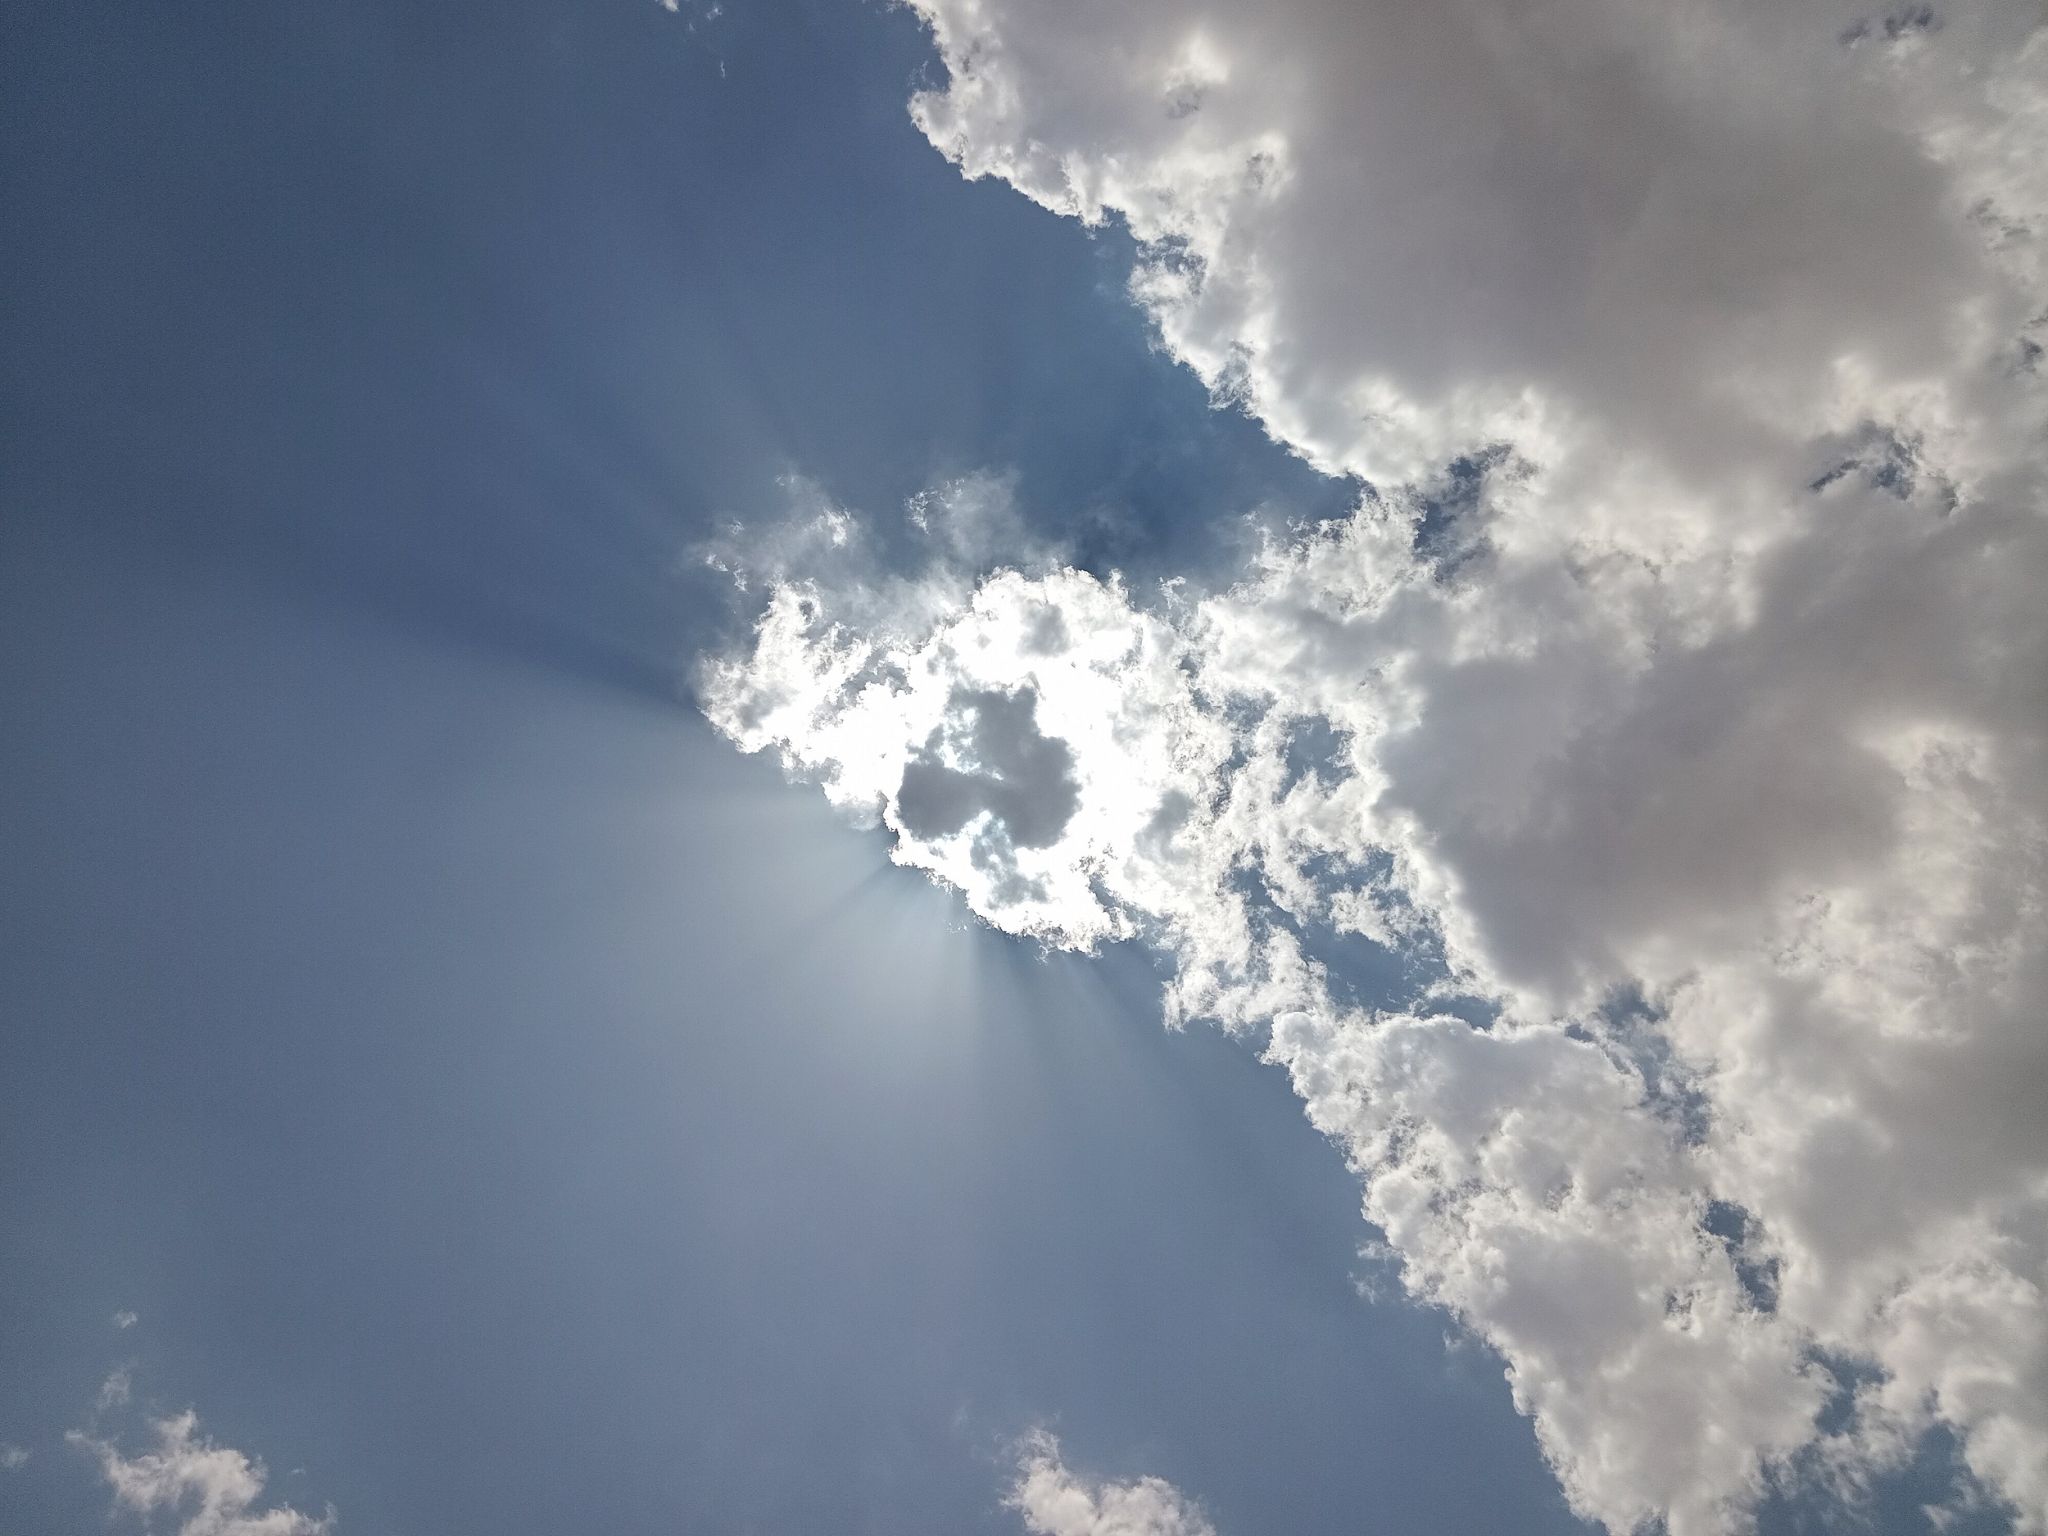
xmin=1007 ymin=1430 xmax=1217 ymax=1536
xmin=71 ymin=1408 xmax=334 ymax=1536
xmin=704 ymin=6 xmax=2048 ymax=1534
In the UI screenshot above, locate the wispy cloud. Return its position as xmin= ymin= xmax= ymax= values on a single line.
xmin=97 ymin=1368 xmax=134 ymax=1414
xmin=71 ymin=1406 xmax=334 ymax=1536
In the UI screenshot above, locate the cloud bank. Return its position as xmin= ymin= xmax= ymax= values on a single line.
xmin=704 ymin=6 xmax=2048 ymax=1533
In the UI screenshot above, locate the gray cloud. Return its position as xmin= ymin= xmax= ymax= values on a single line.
xmin=898 ymin=688 xmax=1081 ymax=851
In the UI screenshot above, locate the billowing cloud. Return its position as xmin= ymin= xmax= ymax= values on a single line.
xmin=71 ymin=1407 xmax=333 ymax=1536
xmin=908 ymin=0 xmax=2045 ymax=499
xmin=703 ymin=5 xmax=2048 ymax=1534
xmin=1006 ymin=1430 xmax=1217 ymax=1536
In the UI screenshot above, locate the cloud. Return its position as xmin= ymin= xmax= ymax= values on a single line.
xmin=1006 ymin=1430 xmax=1218 ymax=1536
xmin=114 ymin=1310 xmax=139 ymax=1330
xmin=99 ymin=1368 xmax=135 ymax=1413
xmin=907 ymin=0 xmax=2045 ymax=498
xmin=71 ymin=1408 xmax=334 ymax=1536
xmin=897 ymin=687 xmax=1081 ymax=851
xmin=1 ymin=1444 xmax=29 ymax=1470
xmin=704 ymin=6 xmax=2048 ymax=1534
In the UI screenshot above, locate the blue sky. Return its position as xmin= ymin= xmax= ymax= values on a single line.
xmin=5 ymin=4 xmax=2045 ymax=1536
xmin=0 ymin=3 xmax=1539 ymax=1532
xmin=1 ymin=523 xmax=1569 ymax=1534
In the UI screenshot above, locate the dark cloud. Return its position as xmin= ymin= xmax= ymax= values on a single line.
xmin=897 ymin=687 xmax=1081 ymax=851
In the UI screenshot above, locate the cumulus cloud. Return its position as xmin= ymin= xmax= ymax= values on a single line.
xmin=1 ymin=1443 xmax=29 ymax=1470
xmin=909 ymin=0 xmax=2045 ymax=496
xmin=1006 ymin=1430 xmax=1217 ymax=1536
xmin=71 ymin=1408 xmax=334 ymax=1536
xmin=704 ymin=5 xmax=2048 ymax=1533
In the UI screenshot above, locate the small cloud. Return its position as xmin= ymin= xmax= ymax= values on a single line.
xmin=897 ymin=688 xmax=1081 ymax=853
xmin=0 ymin=1444 xmax=29 ymax=1470
xmin=70 ymin=1405 xmax=335 ymax=1536
xmin=97 ymin=1368 xmax=133 ymax=1413
xmin=112 ymin=1310 xmax=139 ymax=1330
xmin=1006 ymin=1428 xmax=1218 ymax=1536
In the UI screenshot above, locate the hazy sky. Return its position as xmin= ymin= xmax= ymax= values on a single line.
xmin=4 ymin=3 xmax=2044 ymax=1536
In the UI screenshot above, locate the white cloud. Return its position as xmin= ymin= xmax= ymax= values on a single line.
xmin=704 ymin=6 xmax=2048 ymax=1533
xmin=71 ymin=1409 xmax=334 ymax=1536
xmin=1006 ymin=1430 xmax=1217 ymax=1536
xmin=1 ymin=1444 xmax=29 ymax=1470
xmin=114 ymin=1310 xmax=139 ymax=1330
xmin=908 ymin=0 xmax=2045 ymax=499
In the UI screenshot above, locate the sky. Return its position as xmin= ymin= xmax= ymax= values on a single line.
xmin=2 ymin=3 xmax=2044 ymax=1536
